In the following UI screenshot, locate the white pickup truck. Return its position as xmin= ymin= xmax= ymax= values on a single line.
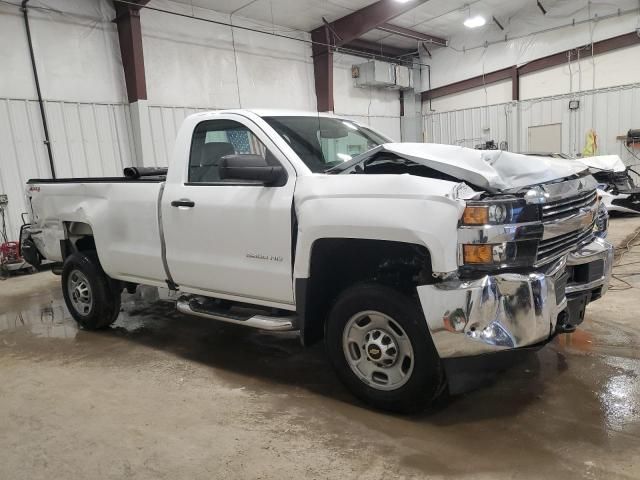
xmin=23 ymin=110 xmax=613 ymax=412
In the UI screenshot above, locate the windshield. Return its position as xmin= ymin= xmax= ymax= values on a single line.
xmin=263 ymin=116 xmax=389 ymax=173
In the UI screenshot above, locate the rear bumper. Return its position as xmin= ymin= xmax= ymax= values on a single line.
xmin=417 ymin=237 xmax=613 ymax=359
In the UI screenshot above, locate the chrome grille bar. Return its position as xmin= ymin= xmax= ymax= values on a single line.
xmin=542 ymin=190 xmax=597 ymax=221
xmin=536 ymin=223 xmax=595 ymax=265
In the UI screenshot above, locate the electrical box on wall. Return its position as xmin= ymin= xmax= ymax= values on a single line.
xmin=394 ymin=65 xmax=412 ymax=89
xmin=353 ymin=61 xmax=395 ymax=88
xmin=569 ymin=99 xmax=580 ymax=110
xmin=352 ymin=61 xmax=412 ymax=90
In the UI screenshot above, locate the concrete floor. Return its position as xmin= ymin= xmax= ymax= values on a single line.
xmin=2 ymin=217 xmax=640 ymax=479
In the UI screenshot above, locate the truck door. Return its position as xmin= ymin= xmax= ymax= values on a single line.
xmin=161 ymin=115 xmax=296 ymax=307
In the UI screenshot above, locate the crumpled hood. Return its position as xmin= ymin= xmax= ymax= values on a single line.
xmin=575 ymin=154 xmax=627 ymax=173
xmin=348 ymin=143 xmax=589 ymax=192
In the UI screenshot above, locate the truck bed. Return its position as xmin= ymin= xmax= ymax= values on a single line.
xmin=27 ymin=180 xmax=167 ymax=287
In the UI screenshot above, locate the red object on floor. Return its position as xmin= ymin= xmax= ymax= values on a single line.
xmin=0 ymin=241 xmax=20 ymax=264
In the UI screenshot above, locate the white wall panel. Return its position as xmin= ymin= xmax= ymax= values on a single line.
xmin=429 ymin=80 xmax=513 ymax=113
xmin=516 ymin=84 xmax=640 ymax=159
xmin=424 ymin=84 xmax=640 ymax=177
xmin=422 ymin=6 xmax=640 ymax=91
xmin=0 ymin=0 xmax=126 ymax=103
xmin=142 ymin=1 xmax=316 ymax=111
xmin=520 ymin=45 xmax=640 ymax=100
xmin=0 ymin=98 xmax=134 ymax=242
xmin=424 ymin=102 xmax=516 ymax=150
xmin=145 ymin=105 xmax=213 ymax=167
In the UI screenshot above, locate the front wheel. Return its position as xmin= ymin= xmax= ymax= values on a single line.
xmin=326 ymin=283 xmax=444 ymax=413
xmin=62 ymin=251 xmax=121 ymax=330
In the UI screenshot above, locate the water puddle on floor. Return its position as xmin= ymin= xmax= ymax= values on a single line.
xmin=0 ymin=286 xmax=168 ymax=343
xmin=0 ymin=299 xmax=76 ymax=340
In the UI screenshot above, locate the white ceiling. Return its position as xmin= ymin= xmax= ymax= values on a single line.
xmin=165 ymin=0 xmax=640 ymax=52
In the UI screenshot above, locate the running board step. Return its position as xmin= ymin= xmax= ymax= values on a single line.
xmin=176 ymin=296 xmax=297 ymax=331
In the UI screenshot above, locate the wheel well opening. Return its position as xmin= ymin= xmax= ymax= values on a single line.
xmin=75 ymin=235 xmax=96 ymax=252
xmin=299 ymin=239 xmax=432 ymax=346
xmin=64 ymin=222 xmax=96 ymax=255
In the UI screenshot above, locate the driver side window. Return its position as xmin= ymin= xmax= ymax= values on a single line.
xmin=188 ymin=120 xmax=269 ymax=183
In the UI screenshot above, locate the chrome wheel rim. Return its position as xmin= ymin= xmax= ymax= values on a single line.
xmin=67 ymin=270 xmax=93 ymax=316
xmin=342 ymin=310 xmax=414 ymax=391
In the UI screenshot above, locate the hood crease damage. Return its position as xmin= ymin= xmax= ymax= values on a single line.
xmin=338 ymin=143 xmax=589 ymax=192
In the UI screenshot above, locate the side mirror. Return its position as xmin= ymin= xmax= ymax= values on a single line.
xmin=218 ymin=154 xmax=286 ymax=186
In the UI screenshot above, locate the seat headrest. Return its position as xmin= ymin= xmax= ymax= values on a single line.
xmin=200 ymin=142 xmax=234 ymax=166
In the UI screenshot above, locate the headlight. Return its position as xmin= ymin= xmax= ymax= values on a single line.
xmin=461 ymin=241 xmax=538 ymax=267
xmin=462 ymin=242 xmax=515 ymax=265
xmin=459 ymin=198 xmax=542 ymax=270
xmin=461 ymin=199 xmax=538 ymax=226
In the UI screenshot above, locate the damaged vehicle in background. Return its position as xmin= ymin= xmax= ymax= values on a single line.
xmin=22 ymin=110 xmax=613 ymax=413
xmin=526 ymin=152 xmax=640 ymax=215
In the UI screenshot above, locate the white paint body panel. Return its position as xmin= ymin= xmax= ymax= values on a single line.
xmin=28 ymin=182 xmax=166 ymax=285
xmin=293 ymin=174 xmax=465 ymax=277
xmin=161 ymin=112 xmax=298 ymax=305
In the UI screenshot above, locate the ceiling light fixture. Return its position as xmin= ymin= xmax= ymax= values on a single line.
xmin=464 ymin=15 xmax=486 ymax=28
xmin=394 ymin=0 xmax=414 ymax=3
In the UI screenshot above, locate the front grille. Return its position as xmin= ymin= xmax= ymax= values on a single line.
xmin=541 ymin=189 xmax=597 ymax=222
xmin=536 ymin=222 xmax=595 ymax=264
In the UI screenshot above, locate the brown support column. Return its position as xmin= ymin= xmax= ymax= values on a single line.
xmin=311 ymin=27 xmax=333 ymax=112
xmin=511 ymin=66 xmax=519 ymax=101
xmin=114 ymin=3 xmax=147 ymax=102
xmin=113 ymin=1 xmax=150 ymax=166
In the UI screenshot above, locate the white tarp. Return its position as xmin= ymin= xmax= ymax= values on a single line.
xmin=354 ymin=143 xmax=588 ymax=191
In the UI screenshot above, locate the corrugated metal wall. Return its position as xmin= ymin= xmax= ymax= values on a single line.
xmin=0 ymin=98 xmax=134 ymax=242
xmin=146 ymin=105 xmax=216 ymax=167
xmin=424 ymin=83 xmax=640 ymax=165
xmin=424 ymin=102 xmax=516 ymax=150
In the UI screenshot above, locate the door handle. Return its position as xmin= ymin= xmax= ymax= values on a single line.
xmin=171 ymin=199 xmax=195 ymax=208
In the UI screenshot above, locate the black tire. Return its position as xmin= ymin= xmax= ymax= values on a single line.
xmin=20 ymin=238 xmax=42 ymax=268
xmin=61 ymin=251 xmax=121 ymax=330
xmin=326 ymin=283 xmax=444 ymax=414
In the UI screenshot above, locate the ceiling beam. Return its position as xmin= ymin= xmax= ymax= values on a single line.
xmin=312 ymin=0 xmax=431 ymax=47
xmin=376 ymin=23 xmax=447 ymax=47
xmin=341 ymin=39 xmax=416 ymax=59
xmin=422 ymin=67 xmax=513 ymax=100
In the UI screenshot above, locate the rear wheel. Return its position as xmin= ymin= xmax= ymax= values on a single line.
xmin=62 ymin=251 xmax=121 ymax=330
xmin=326 ymin=283 xmax=444 ymax=413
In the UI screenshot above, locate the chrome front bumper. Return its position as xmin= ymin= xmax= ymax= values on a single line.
xmin=417 ymin=237 xmax=613 ymax=358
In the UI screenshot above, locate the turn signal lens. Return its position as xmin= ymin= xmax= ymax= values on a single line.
xmin=463 ymin=244 xmax=493 ymax=264
xmin=462 ymin=206 xmax=489 ymax=225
